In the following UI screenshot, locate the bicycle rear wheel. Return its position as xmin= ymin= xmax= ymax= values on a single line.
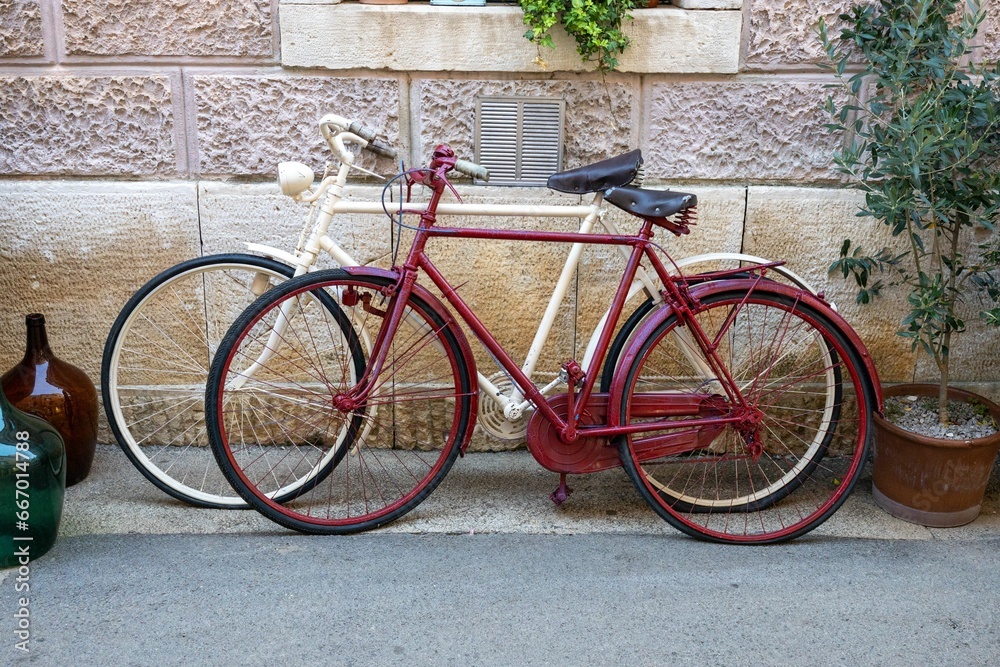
xmin=103 ymin=254 xmax=306 ymax=508
xmin=617 ymin=288 xmax=873 ymax=544
xmin=599 ymin=255 xmax=820 ymax=392
xmin=206 ymin=270 xmax=475 ymax=534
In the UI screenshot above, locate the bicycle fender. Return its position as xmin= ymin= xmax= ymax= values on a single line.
xmin=606 ymin=279 xmax=883 ymax=427
xmin=702 ymin=280 xmax=882 ymax=408
xmin=244 ymin=243 xmax=299 ymax=268
xmin=341 ymin=266 xmax=481 ymax=453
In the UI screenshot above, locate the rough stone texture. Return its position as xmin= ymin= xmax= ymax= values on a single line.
xmin=62 ymin=0 xmax=272 ymax=57
xmin=982 ymin=1 xmax=1000 ymax=63
xmin=0 ymin=182 xmax=201 ymax=442
xmin=417 ymin=79 xmax=638 ymax=174
xmin=280 ymin=5 xmax=741 ymax=74
xmin=743 ymin=186 xmax=917 ymax=383
xmin=744 ymin=0 xmax=856 ymax=69
xmin=645 ymin=79 xmax=842 ymax=182
xmin=0 ymin=76 xmax=176 ymax=176
xmin=746 ymin=0 xmax=1000 ymax=69
xmin=0 ymin=0 xmax=43 ymax=57
xmin=575 ymin=185 xmax=748 ymax=365
xmin=193 ymin=75 xmax=400 ymax=177
xmin=912 ymin=225 xmax=1000 ymax=385
xmin=671 ymin=0 xmax=740 ymax=8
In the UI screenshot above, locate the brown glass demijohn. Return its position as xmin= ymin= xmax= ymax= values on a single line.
xmin=1 ymin=314 xmax=98 ymax=486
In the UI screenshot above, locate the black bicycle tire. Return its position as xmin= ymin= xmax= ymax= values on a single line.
xmin=102 ymin=254 xmax=360 ymax=509
xmin=616 ymin=287 xmax=874 ymax=544
xmin=205 ymin=269 xmax=473 ymax=534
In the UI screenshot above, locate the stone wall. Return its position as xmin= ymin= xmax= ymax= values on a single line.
xmin=2 ymin=0 xmax=999 ymax=450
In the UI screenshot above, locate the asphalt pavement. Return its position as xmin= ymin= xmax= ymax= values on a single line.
xmin=3 ymin=445 xmax=1000 ymax=665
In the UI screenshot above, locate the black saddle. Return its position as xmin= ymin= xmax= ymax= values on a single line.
xmin=604 ymin=186 xmax=696 ymax=219
xmin=547 ymin=149 xmax=643 ymax=194
xmin=605 ymin=186 xmax=698 ymax=236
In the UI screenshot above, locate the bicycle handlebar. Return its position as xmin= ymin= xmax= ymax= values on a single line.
xmin=453 ymin=159 xmax=490 ymax=182
xmin=319 ymin=114 xmax=398 ymax=161
xmin=319 ymin=114 xmax=488 ymax=178
xmin=347 ymin=121 xmax=398 ymax=159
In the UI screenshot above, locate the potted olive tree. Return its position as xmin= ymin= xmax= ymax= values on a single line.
xmin=820 ymin=0 xmax=1000 ymax=526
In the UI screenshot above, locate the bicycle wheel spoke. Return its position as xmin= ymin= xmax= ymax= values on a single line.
xmin=619 ymin=288 xmax=872 ymax=544
xmin=103 ymin=257 xmax=373 ymax=508
xmin=206 ymin=271 xmax=472 ymax=534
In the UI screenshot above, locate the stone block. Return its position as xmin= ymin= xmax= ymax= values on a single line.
xmin=62 ymin=0 xmax=273 ymax=57
xmin=199 ymin=180 xmax=593 ymax=451
xmin=911 ymin=225 xmax=1000 ymax=385
xmin=743 ymin=186 xmax=917 ymax=383
xmin=671 ymin=0 xmax=741 ymax=8
xmin=280 ymin=4 xmax=741 ymax=74
xmin=644 ymin=79 xmax=842 ymax=182
xmin=198 ymin=182 xmax=393 ymax=268
xmin=199 ymin=181 xmax=584 ymax=376
xmin=0 ymin=76 xmax=176 ymax=176
xmin=744 ymin=0 xmax=856 ymax=69
xmin=0 ymin=181 xmax=201 ymax=441
xmin=575 ymin=186 xmax=747 ymax=368
xmin=982 ymin=2 xmax=1000 ymax=64
xmin=193 ymin=75 xmax=400 ymax=177
xmin=0 ymin=0 xmax=43 ymax=57
xmin=416 ymin=79 xmax=639 ymax=174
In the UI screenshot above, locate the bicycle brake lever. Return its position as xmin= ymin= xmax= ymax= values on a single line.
xmin=439 ymin=171 xmax=463 ymax=204
xmin=349 ymin=162 xmax=386 ymax=181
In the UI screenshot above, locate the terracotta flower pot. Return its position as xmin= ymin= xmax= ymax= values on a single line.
xmin=872 ymin=383 xmax=1000 ymax=527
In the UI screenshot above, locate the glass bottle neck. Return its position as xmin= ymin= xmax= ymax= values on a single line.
xmin=24 ymin=314 xmax=53 ymax=363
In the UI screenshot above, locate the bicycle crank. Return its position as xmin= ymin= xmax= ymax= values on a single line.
xmin=478 ymin=372 xmax=531 ymax=441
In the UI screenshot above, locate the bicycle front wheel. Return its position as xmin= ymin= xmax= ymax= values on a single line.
xmin=103 ymin=254 xmax=305 ymax=508
xmin=206 ymin=270 xmax=475 ymax=534
xmin=617 ymin=288 xmax=873 ymax=544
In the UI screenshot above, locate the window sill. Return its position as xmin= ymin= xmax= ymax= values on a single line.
xmin=279 ymin=4 xmax=741 ymax=74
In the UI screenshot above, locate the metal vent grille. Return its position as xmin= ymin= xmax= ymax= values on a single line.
xmin=475 ymin=97 xmax=564 ymax=186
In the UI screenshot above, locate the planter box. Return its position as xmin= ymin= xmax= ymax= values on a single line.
xmin=279 ymin=4 xmax=741 ymax=73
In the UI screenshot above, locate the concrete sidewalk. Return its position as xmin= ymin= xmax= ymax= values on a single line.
xmin=61 ymin=444 xmax=1000 ymax=542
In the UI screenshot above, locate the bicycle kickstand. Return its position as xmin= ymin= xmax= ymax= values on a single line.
xmin=550 ymin=473 xmax=573 ymax=507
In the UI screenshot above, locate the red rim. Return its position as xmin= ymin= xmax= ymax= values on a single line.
xmin=210 ymin=273 xmax=471 ymax=531
xmin=621 ymin=290 xmax=871 ymax=543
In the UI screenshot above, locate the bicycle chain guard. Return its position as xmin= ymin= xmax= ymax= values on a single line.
xmin=525 ymin=394 xmax=620 ymax=474
xmin=526 ymin=392 xmax=732 ymax=475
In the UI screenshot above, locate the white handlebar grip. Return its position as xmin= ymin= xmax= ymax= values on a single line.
xmin=454 ymin=159 xmax=490 ymax=182
xmin=346 ymin=121 xmax=397 ymax=159
xmin=366 ymin=139 xmax=398 ymax=160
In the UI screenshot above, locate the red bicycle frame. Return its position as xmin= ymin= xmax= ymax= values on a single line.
xmin=343 ymin=162 xmax=761 ymax=448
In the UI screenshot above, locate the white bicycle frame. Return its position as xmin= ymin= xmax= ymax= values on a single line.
xmin=238 ymin=114 xmax=819 ymax=426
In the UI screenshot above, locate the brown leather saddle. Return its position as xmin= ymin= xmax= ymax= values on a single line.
xmin=546 ymin=150 xmax=697 ymax=235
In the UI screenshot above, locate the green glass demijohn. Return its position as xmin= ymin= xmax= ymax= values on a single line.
xmin=0 ymin=385 xmax=66 ymax=567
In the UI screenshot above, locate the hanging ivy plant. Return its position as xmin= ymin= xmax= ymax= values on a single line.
xmin=519 ymin=0 xmax=645 ymax=72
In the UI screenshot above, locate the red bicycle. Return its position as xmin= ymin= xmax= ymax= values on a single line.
xmin=204 ymin=145 xmax=882 ymax=544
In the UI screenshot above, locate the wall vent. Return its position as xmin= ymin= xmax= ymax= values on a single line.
xmin=475 ymin=97 xmax=564 ymax=186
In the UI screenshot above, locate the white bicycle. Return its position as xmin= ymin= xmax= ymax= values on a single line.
xmin=102 ymin=114 xmax=820 ymax=509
